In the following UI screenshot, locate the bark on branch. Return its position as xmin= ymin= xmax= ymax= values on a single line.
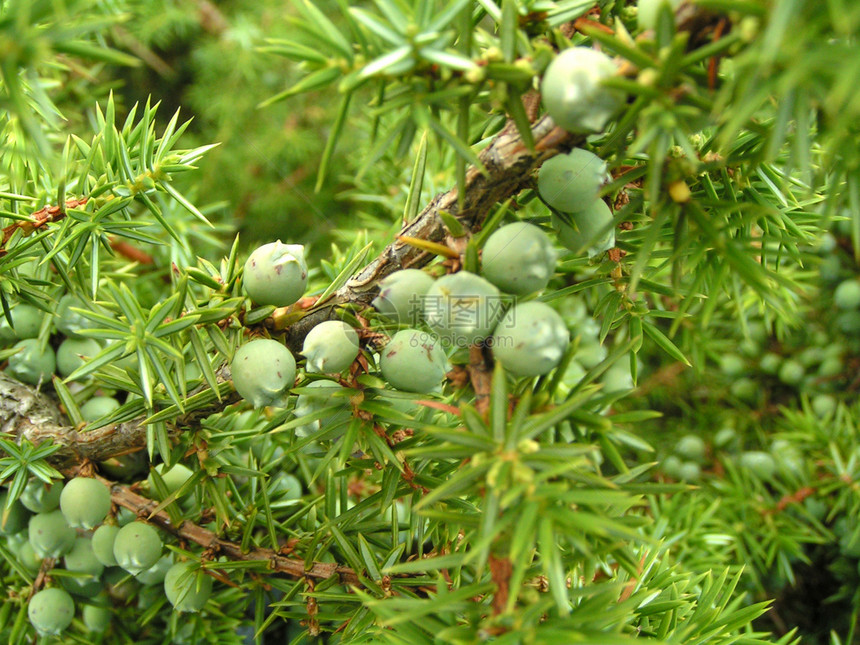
xmin=283 ymin=116 xmax=581 ymax=353
xmin=108 ymin=482 xmax=361 ymax=586
xmin=1 ymin=371 xmax=239 ymax=469
xmin=4 ymin=115 xmax=577 ymax=465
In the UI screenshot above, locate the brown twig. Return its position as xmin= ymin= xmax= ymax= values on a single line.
xmin=0 ymin=198 xmax=88 ymax=256
xmin=107 ymin=481 xmax=362 ymax=586
xmin=2 ymin=369 xmax=239 ymax=469
xmin=282 ymin=117 xmax=582 ymax=354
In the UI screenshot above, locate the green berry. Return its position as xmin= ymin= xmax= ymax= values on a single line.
xmin=62 ymin=537 xmax=105 ymax=597
xmin=819 ymin=255 xmax=842 ymax=284
xmin=812 ymin=393 xmax=837 ymax=418
xmin=302 ymin=321 xmax=360 ymax=374
xmin=60 ymin=477 xmax=111 ymax=529
xmin=293 ymin=380 xmax=348 ymax=438
xmin=81 ymin=396 xmax=121 ymax=423
xmin=231 ymin=339 xmax=296 ymax=408
xmin=135 ymin=554 xmax=173 ymax=585
xmin=719 ymin=353 xmax=746 ymax=377
xmin=675 ymin=434 xmax=706 ymax=462
xmin=713 ymin=427 xmax=738 ymax=449
xmin=537 ymin=149 xmax=607 ymax=213
xmin=759 ymin=352 xmax=781 ymax=375
xmin=28 ymin=587 xmax=75 ymax=635
xmin=818 ymin=355 xmax=843 ymax=378
xmin=148 ymin=463 xmax=194 ymax=499
xmin=551 ymin=200 xmax=615 ymax=257
xmin=372 ymin=269 xmax=435 ymax=325
xmin=28 ymin=510 xmax=76 ymax=558
xmin=83 ymin=603 xmax=112 ymax=632
xmin=678 ymin=462 xmax=702 ymax=482
xmin=0 ymin=491 xmax=31 ymax=535
xmin=8 ymin=532 xmax=41 ymax=572
xmin=104 ymin=566 xmax=140 ymax=602
xmin=662 ymin=455 xmax=683 ymax=478
xmin=738 ymin=451 xmax=777 ymax=479
xmin=602 ymin=359 xmax=634 ymax=394
xmin=380 ymin=330 xmax=449 ymax=393
xmin=637 ymin=0 xmax=682 ymax=31
xmin=836 ymin=310 xmax=860 ymax=335
xmin=56 ymin=337 xmax=101 ymax=378
xmin=267 ymin=473 xmax=303 ymax=506
xmin=574 ymin=342 xmax=606 ymax=369
xmin=164 ymin=561 xmax=213 ymax=613
xmin=481 ymin=223 xmax=557 ymax=295
xmin=0 ymin=303 xmax=44 ymax=343
xmin=113 ymin=522 xmax=163 ymax=574
xmin=92 ymin=524 xmax=120 ymax=567
xmin=834 ymin=279 xmax=860 ymax=310
xmin=492 ymin=302 xmax=569 ymax=378
xmin=243 ymin=241 xmax=307 ymax=307
xmin=730 ymin=377 xmax=757 ymax=402
xmin=541 ymin=47 xmax=623 ymax=133
xmin=20 ymin=478 xmax=62 ymax=514
xmin=6 ymin=338 xmax=56 ymax=385
xmin=423 ymin=271 xmax=503 ymax=346
xmin=778 ymin=359 xmax=805 ymax=387
xmin=56 ymin=294 xmax=91 ymax=338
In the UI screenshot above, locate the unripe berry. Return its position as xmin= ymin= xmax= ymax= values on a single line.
xmin=662 ymin=455 xmax=683 ymax=479
xmin=738 ymin=450 xmax=776 ymax=479
xmin=81 ymin=396 xmax=121 ymax=422
xmin=92 ymin=524 xmax=120 ymax=567
xmin=164 ymin=561 xmax=213 ymax=613
xmin=8 ymin=532 xmax=41 ymax=572
xmin=481 ymin=223 xmax=557 ymax=295
xmin=491 ymin=302 xmax=569 ymax=378
xmin=424 ymin=271 xmax=503 ymax=346
xmin=778 ymin=359 xmax=804 ymax=387
xmin=60 ymin=477 xmax=111 ymax=529
xmin=28 ymin=510 xmax=76 ymax=558
xmin=675 ymin=434 xmax=706 ymax=462
xmin=551 ymin=200 xmax=615 ymax=257
xmin=759 ymin=352 xmax=781 ymax=375
xmin=56 ymin=337 xmax=101 ymax=378
xmin=537 ymin=149 xmax=607 ymax=213
xmin=302 ymin=321 xmax=360 ymax=374
xmin=834 ymin=279 xmax=860 ymax=310
xmin=541 ymin=47 xmax=623 ymax=133
xmin=243 ymin=241 xmax=308 ymax=307
xmin=136 ymin=554 xmax=174 ymax=585
xmin=20 ymin=478 xmax=62 ymax=514
xmin=268 ymin=472 xmax=303 ymax=505
xmin=113 ymin=522 xmax=163 ymax=574
xmin=62 ymin=537 xmax=105 ymax=597
xmin=678 ymin=461 xmax=702 ymax=482
xmin=104 ymin=566 xmax=140 ymax=602
xmin=83 ymin=603 xmax=112 ymax=632
xmin=147 ymin=463 xmax=194 ymax=499
xmin=380 ymin=330 xmax=449 ymax=393
xmin=56 ymin=294 xmax=91 ymax=338
xmin=231 ymin=339 xmax=296 ymax=408
xmin=293 ymin=379 xmax=348 ymax=438
xmin=812 ymin=393 xmax=837 ymax=418
xmin=0 ymin=494 xmax=30 ymax=537
xmin=6 ymin=338 xmax=56 ymax=385
xmin=713 ymin=427 xmax=738 ymax=450
xmin=372 ymin=269 xmax=435 ymax=324
xmin=0 ymin=303 xmax=44 ymax=343
xmin=28 ymin=587 xmax=75 ymax=635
